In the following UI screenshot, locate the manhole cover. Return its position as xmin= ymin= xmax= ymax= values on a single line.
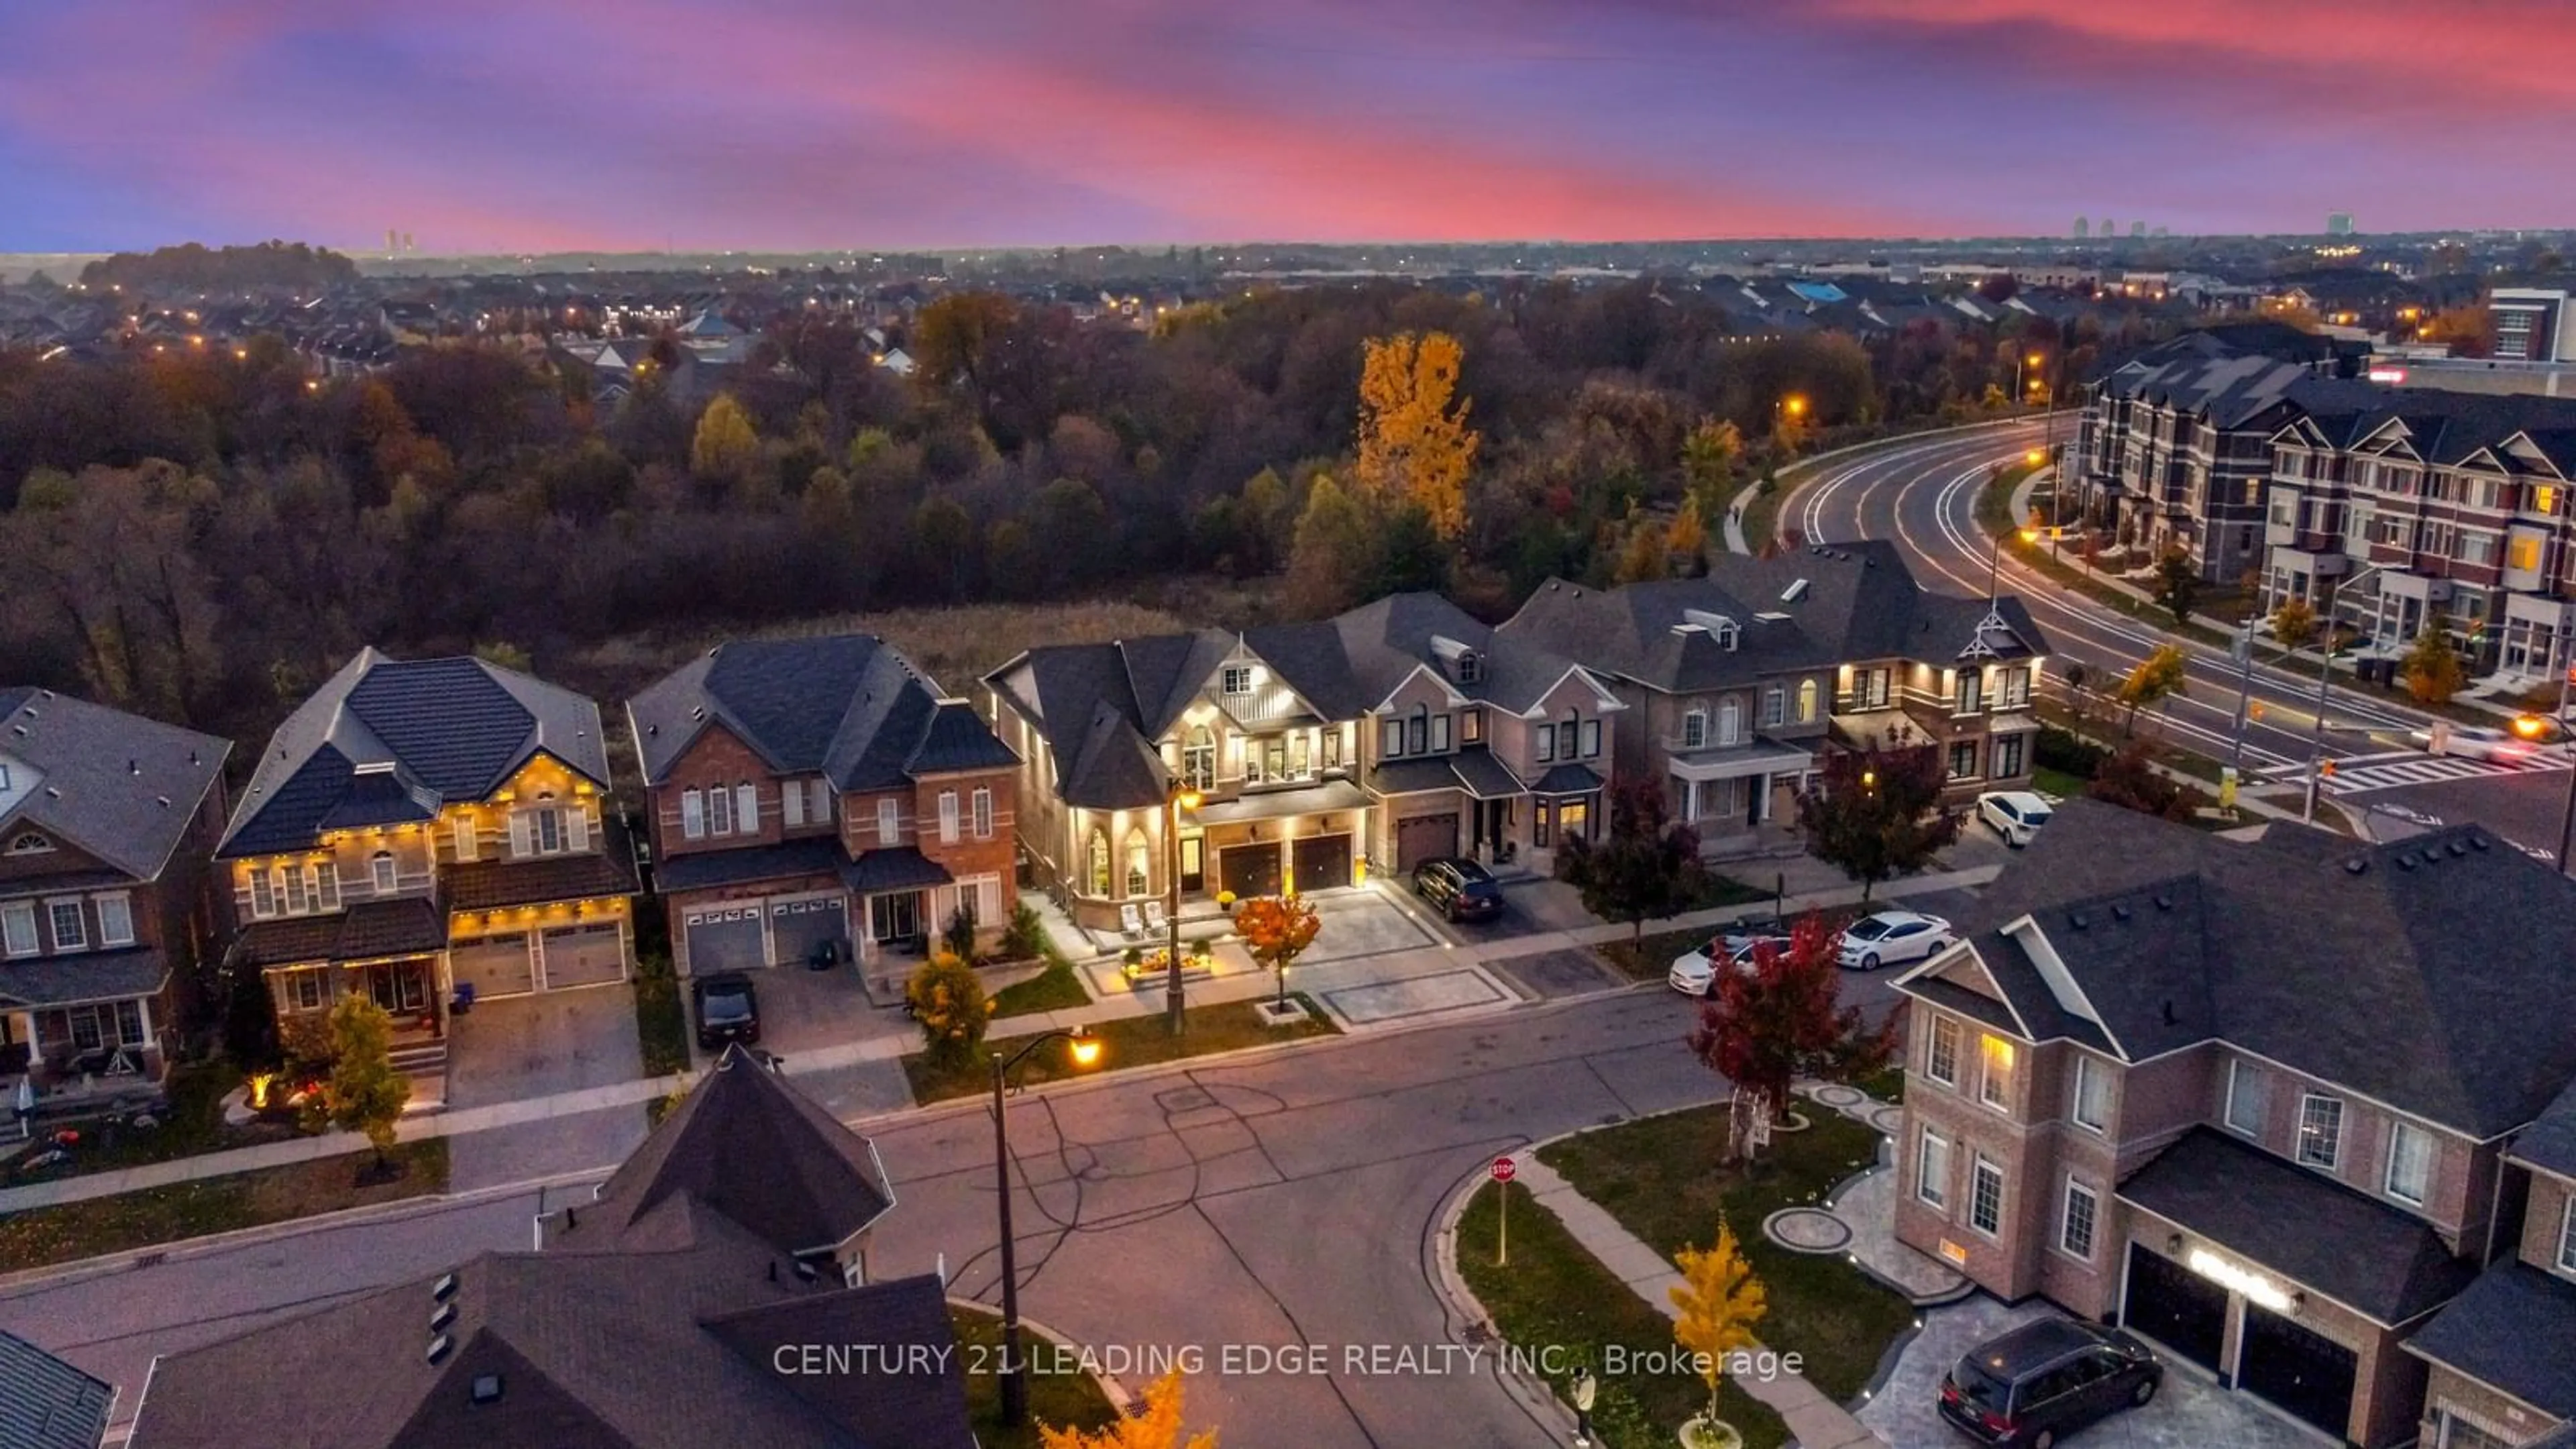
xmin=1155 ymin=1086 xmax=1216 ymax=1113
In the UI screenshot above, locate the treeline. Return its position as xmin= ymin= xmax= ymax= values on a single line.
xmin=76 ymin=241 xmax=360 ymax=293
xmin=0 ymin=280 xmax=2154 ymax=746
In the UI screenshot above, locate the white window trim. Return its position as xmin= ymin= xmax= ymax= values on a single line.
xmin=2057 ymin=1176 xmax=2100 ymax=1262
xmin=2297 ymin=1091 xmax=2344 ymax=1171
xmin=734 ymin=782 xmax=759 ymax=834
xmin=371 ymin=853 xmax=398 ymax=894
xmin=877 ymin=797 xmax=900 ymax=847
xmin=783 ymin=780 xmax=807 ymax=828
xmin=45 ymin=896 xmax=87 ymax=952
xmin=971 ymin=787 xmax=994 ymax=841
xmin=453 ymin=814 xmax=478 ymax=861
xmin=2384 ymin=1120 xmax=2430 ymax=1207
xmin=681 ymin=788 xmax=706 ymax=840
xmin=1978 ymin=1035 xmax=2014 ymax=1115
xmin=1682 ymin=709 xmax=1707 ymax=749
xmin=1916 ymin=1127 xmax=1949 ymax=1209
xmin=2560 ymin=1197 xmax=2576 ymax=1277
xmin=708 ymin=785 xmax=733 ymax=837
xmin=0 ymin=900 xmax=36 ymax=957
xmin=2224 ymin=1058 xmax=2264 ymax=1137
xmin=2070 ymin=1055 xmax=2110 ymax=1135
xmin=938 ymin=790 xmax=961 ymax=845
xmin=1925 ymin=1015 xmax=1960 ymax=1088
xmin=808 ymin=779 xmax=833 ymax=824
xmin=1969 ymin=1155 xmax=2006 ymax=1238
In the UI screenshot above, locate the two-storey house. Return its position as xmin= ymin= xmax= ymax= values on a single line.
xmin=1890 ymin=800 xmax=2576 ymax=1448
xmin=0 ymin=688 xmax=229 ymax=1100
xmin=1505 ymin=541 xmax=2047 ymax=831
xmin=218 ymin=651 xmax=639 ymax=1077
xmin=627 ymin=635 xmax=1020 ymax=978
xmin=985 ymin=596 xmax=1625 ymax=932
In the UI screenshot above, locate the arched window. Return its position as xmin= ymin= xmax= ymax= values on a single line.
xmin=1087 ymin=830 xmax=1112 ymax=897
xmin=371 ymin=850 xmax=397 ymax=894
xmin=1184 ymin=724 xmax=1216 ymax=789
xmin=1796 ymin=678 xmax=1819 ymax=723
xmin=1124 ymin=828 xmax=1152 ymax=897
xmin=1717 ymin=698 xmax=1741 ymax=745
xmin=7 ymin=831 xmax=51 ymax=855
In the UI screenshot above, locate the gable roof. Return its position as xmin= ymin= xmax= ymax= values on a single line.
xmin=0 ymin=1328 xmax=113 ymax=1449
xmin=221 ymin=651 xmax=609 ymax=859
xmin=0 ymin=688 xmax=229 ymax=882
xmin=1918 ymin=799 xmax=2576 ymax=1138
xmin=564 ymin=1045 xmax=895 ymax=1258
xmin=628 ymin=637 xmax=1014 ymax=792
xmin=2406 ymin=1261 xmax=2576 ymax=1419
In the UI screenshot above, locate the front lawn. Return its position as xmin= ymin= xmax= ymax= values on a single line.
xmin=1458 ymin=1181 xmax=1786 ymax=1449
xmin=1540 ymin=1108 xmax=1912 ymax=1403
xmin=902 ymin=995 xmax=1338 ymax=1104
xmin=0 ymin=1138 xmax=450 ymax=1275
xmin=0 ymin=1061 xmax=296 ymax=1183
xmin=951 ymin=1302 xmax=1121 ymax=1448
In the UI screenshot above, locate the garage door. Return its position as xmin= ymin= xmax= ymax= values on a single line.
xmin=1218 ymin=842 xmax=1281 ymax=900
xmin=682 ymin=905 xmax=767 ymax=975
xmin=540 ymin=922 xmax=627 ymax=988
xmin=768 ymin=897 xmax=850 ymax=968
xmin=451 ymin=933 xmax=535 ymax=998
xmin=1395 ymin=814 xmax=1458 ymax=872
xmin=2239 ymin=1305 xmax=2357 ymax=1440
xmin=2121 ymin=1243 xmax=2229 ymax=1375
xmin=1291 ymin=835 xmax=1352 ymax=893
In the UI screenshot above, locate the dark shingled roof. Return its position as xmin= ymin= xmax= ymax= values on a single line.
xmin=222 ymin=650 xmax=610 ymax=859
xmin=0 ymin=947 xmax=170 ymax=1009
xmin=0 ymin=688 xmax=229 ymax=882
xmin=2512 ymin=1075 xmax=2576 ymax=1181
xmin=2119 ymin=1128 xmax=2477 ymax=1325
xmin=444 ymin=816 xmax=639 ymax=912
xmin=1919 ymin=799 xmax=2576 ymax=1138
xmin=1528 ymin=763 xmax=1605 ymax=796
xmin=653 ymin=837 xmax=847 ymax=895
xmin=572 ymin=1045 xmax=894 ymax=1258
xmin=628 ymin=636 xmax=1013 ymax=795
xmin=842 ymin=847 xmax=952 ymax=895
xmin=229 ymin=898 xmax=447 ymax=969
xmin=2406 ymin=1262 xmax=2576 ymax=1419
xmin=0 ymin=1328 xmax=113 ymax=1449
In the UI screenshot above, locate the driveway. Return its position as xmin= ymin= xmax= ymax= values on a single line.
xmin=1859 ymin=1295 xmax=2328 ymax=1449
xmin=719 ymin=963 xmax=912 ymax=1063
xmin=1299 ymin=885 xmax=1442 ymax=963
xmin=441 ymin=986 xmax=648 ymax=1192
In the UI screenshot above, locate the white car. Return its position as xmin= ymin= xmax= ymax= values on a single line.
xmin=1976 ymin=790 xmax=2055 ymax=847
xmin=1837 ymin=910 xmax=1955 ymax=971
xmin=1668 ymin=932 xmax=1792 ymax=997
xmin=2406 ymin=724 xmax=2546 ymax=764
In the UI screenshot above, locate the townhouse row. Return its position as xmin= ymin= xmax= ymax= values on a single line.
xmin=1 ymin=539 xmax=2047 ymax=1097
xmin=1895 ymin=798 xmax=2576 ymax=1448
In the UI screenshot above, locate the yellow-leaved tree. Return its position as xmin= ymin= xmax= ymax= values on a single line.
xmin=1356 ymin=331 xmax=1479 ymax=539
xmin=690 ymin=392 xmax=759 ymax=482
xmin=1669 ymin=1220 xmax=1767 ymax=1442
xmin=1038 ymin=1370 xmax=1216 ymax=1449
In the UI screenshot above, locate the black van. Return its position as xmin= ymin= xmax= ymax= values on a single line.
xmin=1938 ymin=1318 xmax=2161 ymax=1447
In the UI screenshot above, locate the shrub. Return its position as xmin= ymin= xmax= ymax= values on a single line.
xmin=999 ymin=902 xmax=1046 ymax=961
xmin=942 ymin=901 xmax=979 ymax=961
xmin=906 ymin=952 xmax=991 ymax=1065
xmin=2035 ymin=725 xmax=2110 ymax=780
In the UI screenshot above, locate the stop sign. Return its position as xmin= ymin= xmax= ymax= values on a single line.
xmin=1490 ymin=1155 xmax=1517 ymax=1183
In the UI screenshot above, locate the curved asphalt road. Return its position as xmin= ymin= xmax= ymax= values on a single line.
xmin=1777 ymin=421 xmax=2436 ymax=784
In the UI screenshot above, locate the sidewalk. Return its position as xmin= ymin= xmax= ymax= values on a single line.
xmin=1511 ymin=1155 xmax=1884 ymax=1449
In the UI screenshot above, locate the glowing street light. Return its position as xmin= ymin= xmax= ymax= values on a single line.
xmin=989 ymin=1024 xmax=1104 ymax=1425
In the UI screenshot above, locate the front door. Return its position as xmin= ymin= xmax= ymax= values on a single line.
xmin=1748 ymin=773 xmax=1766 ymax=827
xmin=869 ymin=890 xmax=921 ymax=943
xmin=1179 ymin=835 xmax=1204 ymax=894
xmin=368 ymin=959 xmax=431 ymax=1014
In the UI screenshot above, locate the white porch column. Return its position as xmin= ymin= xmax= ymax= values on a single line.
xmin=1683 ymin=778 xmax=1700 ymax=823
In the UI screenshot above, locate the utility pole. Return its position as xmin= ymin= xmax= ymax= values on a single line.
xmin=2305 ymin=564 xmax=2385 ymax=824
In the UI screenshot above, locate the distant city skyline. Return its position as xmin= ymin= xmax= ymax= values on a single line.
xmin=3 ymin=0 xmax=2571 ymax=254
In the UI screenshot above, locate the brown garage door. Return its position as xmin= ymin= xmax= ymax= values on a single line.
xmin=1291 ymin=835 xmax=1352 ymax=893
xmin=540 ymin=922 xmax=628 ymax=988
xmin=1219 ymin=842 xmax=1281 ymax=900
xmin=1395 ymin=814 xmax=1458 ymax=872
xmin=451 ymin=933 xmax=535 ymax=998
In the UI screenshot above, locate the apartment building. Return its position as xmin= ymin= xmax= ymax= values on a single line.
xmin=1892 ymin=800 xmax=2576 ymax=1447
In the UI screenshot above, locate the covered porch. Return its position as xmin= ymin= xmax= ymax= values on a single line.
xmin=1 ymin=947 xmax=173 ymax=1106
xmin=1668 ymin=738 xmax=1813 ymax=849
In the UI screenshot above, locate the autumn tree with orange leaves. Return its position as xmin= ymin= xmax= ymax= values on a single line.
xmin=1356 ymin=331 xmax=1479 ymax=538
xmin=1039 ymin=1369 xmax=1217 ymax=1449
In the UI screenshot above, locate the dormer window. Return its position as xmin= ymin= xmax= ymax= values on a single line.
xmin=1456 ymin=651 xmax=1483 ymax=684
xmin=1716 ymin=621 xmax=1739 ymax=651
xmin=1222 ymin=665 xmax=1252 ymax=696
xmin=6 ymin=831 xmax=50 ymax=855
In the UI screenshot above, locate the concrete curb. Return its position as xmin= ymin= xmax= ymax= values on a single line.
xmin=946 ymin=1295 xmax=1135 ymax=1416
xmin=0 ymin=1166 xmax=606 ymax=1295
xmin=1752 ymin=414 xmax=2045 ymax=554
xmin=1425 ymin=1153 xmax=1584 ymax=1442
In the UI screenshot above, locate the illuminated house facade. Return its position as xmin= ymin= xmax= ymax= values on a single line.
xmin=1892 ymin=800 xmax=2576 ymax=1448
xmin=217 ymin=651 xmax=637 ymax=1079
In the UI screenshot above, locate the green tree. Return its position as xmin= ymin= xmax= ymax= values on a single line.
xmin=1558 ymin=778 xmax=1707 ymax=943
xmin=689 ymin=393 xmax=760 ymax=482
xmin=2116 ymin=644 xmax=2190 ymax=736
xmin=1793 ymin=743 xmax=1959 ymax=902
xmin=906 ymin=952 xmax=991 ymax=1067
xmin=322 ymin=996 xmax=411 ymax=1166
xmin=2269 ymin=595 xmax=2320 ymax=653
xmin=2153 ymin=547 xmax=2200 ymax=628
xmin=1680 ymin=417 xmax=1743 ymax=494
xmin=912 ymin=291 xmax=1020 ymax=395
xmin=1284 ymin=472 xmax=1375 ymax=616
xmin=2403 ymin=626 xmax=2467 ymax=705
xmin=472 ymin=641 xmax=531 ymax=673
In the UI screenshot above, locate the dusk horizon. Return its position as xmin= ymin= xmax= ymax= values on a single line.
xmin=9 ymin=0 xmax=2574 ymax=254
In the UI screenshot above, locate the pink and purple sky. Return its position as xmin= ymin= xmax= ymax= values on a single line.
xmin=5 ymin=0 xmax=2571 ymax=253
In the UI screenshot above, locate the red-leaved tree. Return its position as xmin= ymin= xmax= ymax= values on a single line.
xmin=1686 ymin=913 xmax=1896 ymax=1162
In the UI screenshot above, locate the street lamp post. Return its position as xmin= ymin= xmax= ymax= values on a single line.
xmin=2304 ymin=563 xmax=2389 ymax=824
xmin=991 ymin=1027 xmax=1103 ymax=1426
xmin=1988 ymin=504 xmax=2037 ymax=604
xmin=1165 ymin=784 xmax=1201 ymax=1036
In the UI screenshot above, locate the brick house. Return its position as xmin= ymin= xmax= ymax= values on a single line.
xmin=1890 ymin=799 xmax=2576 ymax=1446
xmin=0 ymin=688 xmax=229 ymax=1099
xmin=983 ymin=594 xmax=1623 ymax=932
xmin=1503 ymin=540 xmax=2047 ymax=837
xmin=626 ymin=636 xmax=1019 ymax=977
xmin=218 ymin=651 xmax=639 ymax=1079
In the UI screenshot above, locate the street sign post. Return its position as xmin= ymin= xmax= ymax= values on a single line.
xmin=1491 ymin=1156 xmax=1516 ymax=1265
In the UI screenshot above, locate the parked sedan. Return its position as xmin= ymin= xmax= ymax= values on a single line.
xmin=1976 ymin=790 xmax=2054 ymax=847
xmin=692 ymin=971 xmax=761 ymax=1051
xmin=1939 ymin=1318 xmax=2161 ymax=1447
xmin=1837 ymin=910 xmax=1953 ymax=971
xmin=1667 ymin=932 xmax=1793 ymax=997
xmin=1413 ymin=857 xmax=1505 ymax=922
xmin=2407 ymin=723 xmax=2548 ymax=764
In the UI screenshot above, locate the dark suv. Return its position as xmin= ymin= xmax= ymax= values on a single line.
xmin=1413 ymin=857 xmax=1504 ymax=922
xmin=692 ymin=971 xmax=761 ymax=1050
xmin=1938 ymin=1318 xmax=2160 ymax=1447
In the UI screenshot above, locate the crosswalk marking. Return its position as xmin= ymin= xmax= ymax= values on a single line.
xmin=2302 ymin=753 xmax=2566 ymax=798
